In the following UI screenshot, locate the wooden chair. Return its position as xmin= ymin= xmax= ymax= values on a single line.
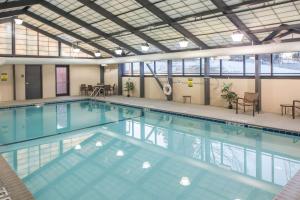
xmin=87 ymin=85 xmax=93 ymax=96
xmin=293 ymin=100 xmax=300 ymax=119
xmin=80 ymin=84 xmax=87 ymax=96
xmin=104 ymin=85 xmax=111 ymax=96
xmin=235 ymin=92 xmax=259 ymax=116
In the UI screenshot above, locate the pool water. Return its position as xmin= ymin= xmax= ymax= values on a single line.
xmin=0 ymin=100 xmax=300 ymax=200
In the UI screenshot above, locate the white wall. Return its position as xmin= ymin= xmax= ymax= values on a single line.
xmin=0 ymin=65 xmax=13 ymax=101
xmin=69 ymin=64 xmax=100 ymax=96
xmin=42 ymin=64 xmax=56 ymax=98
xmin=0 ymin=64 xmax=101 ymax=101
xmin=210 ymin=78 xmax=255 ymax=108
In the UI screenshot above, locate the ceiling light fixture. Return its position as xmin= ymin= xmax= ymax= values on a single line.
xmin=115 ymin=48 xmax=123 ymax=55
xmin=14 ymin=18 xmax=23 ymax=25
xmin=231 ymin=31 xmax=244 ymax=42
xmin=75 ymin=144 xmax=82 ymax=150
xmin=72 ymin=42 xmax=81 ymax=53
xmin=141 ymin=43 xmax=150 ymax=52
xmin=94 ymin=51 xmax=101 ymax=57
xmin=179 ymin=38 xmax=189 ymax=48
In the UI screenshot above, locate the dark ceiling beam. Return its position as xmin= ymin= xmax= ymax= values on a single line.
xmin=252 ymin=23 xmax=300 ymax=34
xmin=262 ymin=24 xmax=288 ymax=42
xmin=40 ymin=1 xmax=142 ymax=55
xmin=135 ymin=0 xmax=209 ymax=49
xmin=210 ymin=0 xmax=260 ymax=44
xmin=77 ymin=0 xmax=171 ymax=52
xmin=276 ymin=30 xmax=294 ymax=39
xmin=25 ymin=11 xmax=116 ymax=57
xmin=0 ymin=9 xmax=26 ymax=19
xmin=87 ymin=0 xmax=296 ymax=40
xmin=22 ymin=22 xmax=95 ymax=57
xmin=0 ymin=0 xmax=40 ymax=10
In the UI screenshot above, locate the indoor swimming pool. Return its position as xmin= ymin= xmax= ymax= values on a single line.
xmin=0 ymin=100 xmax=300 ymax=200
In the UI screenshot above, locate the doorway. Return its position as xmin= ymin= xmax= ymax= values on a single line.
xmin=25 ymin=65 xmax=42 ymax=99
xmin=56 ymin=65 xmax=69 ymax=96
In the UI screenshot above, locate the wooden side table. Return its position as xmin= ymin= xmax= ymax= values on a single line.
xmin=280 ymin=104 xmax=293 ymax=116
xmin=183 ymin=96 xmax=192 ymax=104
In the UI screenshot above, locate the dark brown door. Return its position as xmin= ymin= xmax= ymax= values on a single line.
xmin=25 ymin=65 xmax=42 ymax=99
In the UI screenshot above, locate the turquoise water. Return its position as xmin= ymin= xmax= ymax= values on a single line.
xmin=0 ymin=100 xmax=300 ymax=200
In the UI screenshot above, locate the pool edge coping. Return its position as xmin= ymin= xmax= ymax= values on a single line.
xmin=0 ymin=155 xmax=34 ymax=200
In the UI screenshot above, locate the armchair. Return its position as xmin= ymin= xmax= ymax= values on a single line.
xmin=293 ymin=100 xmax=300 ymax=119
xmin=236 ymin=92 xmax=259 ymax=116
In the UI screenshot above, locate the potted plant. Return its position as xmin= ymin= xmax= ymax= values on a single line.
xmin=124 ymin=79 xmax=135 ymax=97
xmin=221 ymin=83 xmax=237 ymax=109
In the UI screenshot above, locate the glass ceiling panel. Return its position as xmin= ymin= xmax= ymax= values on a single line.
xmin=38 ymin=24 xmax=63 ymax=35
xmin=52 ymin=17 xmax=81 ymax=30
xmin=114 ymin=34 xmax=146 ymax=45
xmin=58 ymin=34 xmax=78 ymax=43
xmin=72 ymin=27 xmax=99 ymax=39
xmin=94 ymin=0 xmax=141 ymax=16
xmin=92 ymin=19 xmax=125 ymax=34
xmin=19 ymin=15 xmax=44 ymax=27
xmin=29 ymin=4 xmax=61 ymax=21
xmin=48 ymin=0 xmax=83 ymax=12
xmin=70 ymin=6 xmax=106 ymax=24
xmin=182 ymin=16 xmax=236 ymax=36
xmin=148 ymin=0 xmax=217 ymax=19
xmin=143 ymin=26 xmax=182 ymax=41
xmin=94 ymin=39 xmax=119 ymax=49
xmin=236 ymin=1 xmax=300 ymax=30
xmin=118 ymin=7 xmax=162 ymax=28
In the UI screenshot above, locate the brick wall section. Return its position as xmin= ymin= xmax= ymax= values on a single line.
xmin=273 ymin=170 xmax=300 ymax=200
xmin=0 ymin=155 xmax=34 ymax=200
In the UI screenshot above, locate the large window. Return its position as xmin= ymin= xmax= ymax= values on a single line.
xmin=222 ymin=55 xmax=244 ymax=75
xmin=172 ymin=59 xmax=183 ymax=75
xmin=260 ymin=54 xmax=271 ymax=75
xmin=0 ymin=22 xmax=12 ymax=54
xmin=245 ymin=55 xmax=255 ymax=75
xmin=144 ymin=61 xmax=154 ymax=75
xmin=39 ymin=33 xmax=58 ymax=56
xmin=123 ymin=63 xmax=132 ymax=75
xmin=273 ymin=52 xmax=300 ymax=75
xmin=155 ymin=60 xmax=168 ymax=74
xmin=132 ymin=62 xmax=140 ymax=75
xmin=16 ymin=25 xmax=38 ymax=55
xmin=210 ymin=58 xmax=221 ymax=75
xmin=184 ymin=58 xmax=201 ymax=75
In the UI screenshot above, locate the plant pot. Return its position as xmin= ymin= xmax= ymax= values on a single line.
xmin=228 ymin=103 xmax=233 ymax=109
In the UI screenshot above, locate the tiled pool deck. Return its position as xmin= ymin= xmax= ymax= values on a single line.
xmin=0 ymin=156 xmax=34 ymax=200
xmin=0 ymin=95 xmax=300 ymax=199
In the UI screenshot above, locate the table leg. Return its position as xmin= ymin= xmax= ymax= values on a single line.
xmin=281 ymin=106 xmax=283 ymax=116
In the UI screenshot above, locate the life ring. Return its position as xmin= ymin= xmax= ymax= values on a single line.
xmin=163 ymin=83 xmax=172 ymax=96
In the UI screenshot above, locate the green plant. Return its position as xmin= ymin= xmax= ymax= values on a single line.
xmin=221 ymin=83 xmax=237 ymax=109
xmin=124 ymin=79 xmax=135 ymax=97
